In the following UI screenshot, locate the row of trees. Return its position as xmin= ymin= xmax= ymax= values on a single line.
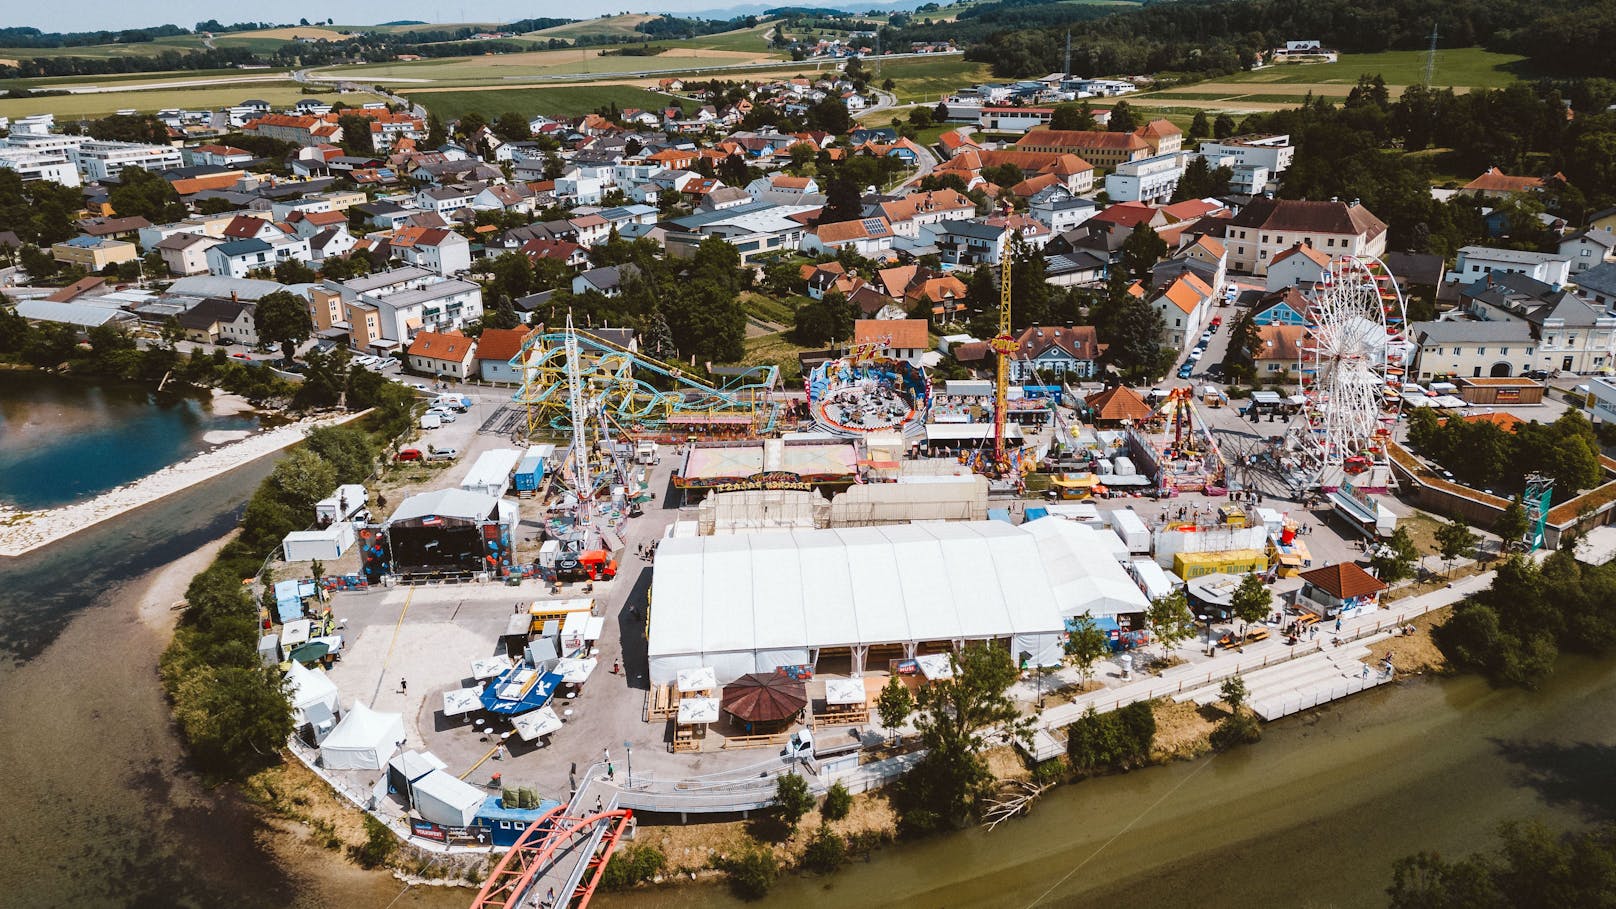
xmin=1406 ymin=408 xmax=1604 ymax=499
xmin=1435 ymin=549 xmax=1616 ymax=688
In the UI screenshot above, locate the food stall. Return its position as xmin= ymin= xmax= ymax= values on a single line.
xmin=674 ymin=696 xmax=719 ymax=752
xmin=815 ymin=678 xmax=870 ymax=728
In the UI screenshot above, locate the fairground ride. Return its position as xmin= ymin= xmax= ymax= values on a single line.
xmin=965 ymin=252 xmax=1027 ymax=480
xmin=1288 ymin=255 xmax=1410 ymax=491
xmin=510 ymin=322 xmax=781 ymax=439
xmin=1149 ymin=386 xmax=1228 ymax=493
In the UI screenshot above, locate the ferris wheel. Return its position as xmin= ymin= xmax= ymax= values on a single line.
xmin=1291 ymin=255 xmax=1409 ymax=488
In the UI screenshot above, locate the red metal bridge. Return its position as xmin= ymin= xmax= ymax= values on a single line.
xmin=469 ymin=803 xmax=633 ymax=909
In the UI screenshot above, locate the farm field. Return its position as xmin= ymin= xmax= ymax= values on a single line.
xmin=403 ymin=85 xmax=677 ymax=121
xmin=0 ymin=83 xmax=356 ymax=120
xmin=316 ymin=44 xmax=779 ymax=87
xmin=526 ymin=15 xmax=662 ymax=40
xmin=1217 ymin=48 xmax=1526 ymax=89
xmin=0 ymin=67 xmax=291 ymax=90
xmin=0 ymin=36 xmax=206 ymax=60
xmin=863 ymin=55 xmax=988 ymax=104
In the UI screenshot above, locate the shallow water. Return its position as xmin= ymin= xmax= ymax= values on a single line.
xmin=0 ymin=373 xmax=259 ymax=509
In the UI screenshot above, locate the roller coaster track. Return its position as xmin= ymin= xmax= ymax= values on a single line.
xmin=510 ymin=328 xmax=781 ymax=434
xmin=468 ymin=804 xmax=633 ymax=909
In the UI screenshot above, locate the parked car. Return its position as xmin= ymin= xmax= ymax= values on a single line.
xmin=426 ymin=447 xmax=458 ymax=461
xmin=1210 ymin=316 xmax=1223 ymax=329
xmin=1201 ymin=330 xmax=1213 ymax=343
xmin=395 ymin=448 xmax=423 ymax=462
xmin=1177 ymin=363 xmax=1194 ymax=379
xmin=1189 ymin=349 xmax=1204 ymax=361
xmin=1525 ymin=369 xmax=1550 ymax=380
xmin=427 ymin=408 xmax=458 ymax=423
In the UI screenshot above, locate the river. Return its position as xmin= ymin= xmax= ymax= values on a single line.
xmin=601 ymin=657 xmax=1616 ymax=909
xmin=0 ymin=372 xmax=259 ymax=510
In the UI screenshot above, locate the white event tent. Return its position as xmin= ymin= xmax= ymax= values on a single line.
xmin=286 ymin=660 xmax=340 ymax=725
xmin=319 ymin=702 xmax=406 ymax=771
xmin=648 ymin=520 xmax=1146 ymax=684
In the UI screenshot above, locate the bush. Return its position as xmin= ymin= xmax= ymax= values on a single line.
xmin=350 ymin=815 xmax=397 ymax=869
xmin=718 ymin=845 xmax=779 ymax=900
xmin=820 ymin=780 xmax=853 ymax=822
xmin=1031 ymin=756 xmax=1070 ymax=785
xmin=801 ymin=824 xmax=848 ymax=873
xmin=1210 ymin=712 xmax=1262 ymax=751
xmin=601 ymin=843 xmax=667 ymax=891
xmin=1066 ymin=701 xmax=1156 ymax=774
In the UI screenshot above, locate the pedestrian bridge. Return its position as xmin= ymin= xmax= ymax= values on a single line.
xmin=468 ymin=799 xmax=632 ymax=909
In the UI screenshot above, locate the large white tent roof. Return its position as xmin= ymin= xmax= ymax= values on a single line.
xmin=649 ymin=520 xmax=1140 ymax=684
xmin=319 ymin=702 xmax=405 ymax=771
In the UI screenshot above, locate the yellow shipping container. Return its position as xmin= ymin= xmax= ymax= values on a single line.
xmin=1173 ymin=549 xmax=1268 ymax=579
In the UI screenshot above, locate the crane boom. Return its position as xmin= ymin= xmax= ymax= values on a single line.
xmin=990 ymin=253 xmax=1016 ymax=469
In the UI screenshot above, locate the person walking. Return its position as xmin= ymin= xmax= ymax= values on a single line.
xmin=399 ymin=678 xmax=407 ymax=693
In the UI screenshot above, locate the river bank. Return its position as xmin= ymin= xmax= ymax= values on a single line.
xmin=0 ymin=409 xmax=365 ymax=557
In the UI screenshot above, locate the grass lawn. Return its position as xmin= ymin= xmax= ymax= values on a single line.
xmin=1218 ymin=48 xmax=1527 ymax=89
xmin=404 ymin=85 xmax=675 ymax=121
xmin=0 ymin=82 xmax=353 ymax=120
xmin=741 ymin=331 xmax=810 ymax=378
xmin=739 ymin=290 xmax=798 ymax=326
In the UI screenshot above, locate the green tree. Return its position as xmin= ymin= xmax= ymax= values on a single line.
xmin=273 ymin=258 xmax=317 ymax=284
xmin=1121 ymin=224 xmax=1167 ymax=282
xmin=801 ymin=824 xmax=848 ymax=872
xmin=108 ymin=165 xmax=185 ymax=222
xmin=806 ymin=95 xmax=853 ymax=134
xmin=821 ymin=780 xmax=852 ymax=822
xmin=1095 ymin=290 xmax=1171 ymax=382
xmin=253 ymin=290 xmax=313 ymax=362
xmin=1388 ymin=822 xmax=1616 ymax=909
xmin=1050 ymin=102 xmax=1097 ymax=131
xmin=719 ymin=844 xmax=778 ymax=899
xmin=1107 ymin=100 xmax=1138 ymax=133
xmin=892 ymin=643 xmax=1024 ymax=834
xmin=1371 ymin=526 xmax=1421 ymax=584
xmin=773 ymin=771 xmax=815 ymax=833
xmin=493 ymin=110 xmax=531 ymax=141
xmin=792 ymin=289 xmax=856 ymax=346
xmin=1146 ymin=588 xmax=1196 ymax=657
xmin=876 ymin=673 xmax=914 ymax=744
xmin=818 ymin=175 xmax=864 ymax=225
xmin=1495 ymin=497 xmax=1530 ymax=550
xmin=601 ymin=843 xmax=667 ymax=891
xmin=425 ymin=113 xmax=447 ymax=147
xmin=337 ymin=113 xmax=375 ymax=155
xmin=1063 ymin=613 xmax=1109 ymax=685
xmin=1189 ymin=110 xmax=1210 ymax=138
xmin=1220 ymin=675 xmax=1248 ymax=713
xmin=907 ymin=106 xmax=933 ymax=128
xmin=1213 ymin=113 xmax=1236 ymax=139
xmin=1230 ymin=573 xmax=1271 ymax=634
xmin=302 ymin=424 xmax=378 ymax=485
xmin=1435 ymin=519 xmax=1479 ymax=577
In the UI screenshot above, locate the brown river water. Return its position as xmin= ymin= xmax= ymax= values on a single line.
xmin=0 ymin=447 xmax=1611 ymax=909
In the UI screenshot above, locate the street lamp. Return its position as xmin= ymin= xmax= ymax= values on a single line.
xmin=623 ymin=740 xmax=633 ymax=790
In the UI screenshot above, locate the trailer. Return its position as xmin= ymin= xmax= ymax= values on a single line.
xmin=512 ymin=454 xmax=545 ymax=495
xmin=1107 ymin=508 xmax=1151 ymax=554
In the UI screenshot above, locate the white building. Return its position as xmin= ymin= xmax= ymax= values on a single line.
xmin=1224 ymin=198 xmax=1387 ymax=277
xmin=71 ymin=140 xmax=185 ymax=183
xmin=0 ymin=147 xmax=80 ymax=186
xmin=1448 ymin=246 xmax=1571 ymax=286
xmin=1104 ymin=152 xmax=1187 ymax=204
xmin=206 ymin=238 xmax=275 ymax=279
xmin=324 ymin=267 xmax=486 ymax=354
xmin=977 ymin=106 xmax=1055 ymax=133
xmin=1197 ymin=135 xmax=1295 ymax=176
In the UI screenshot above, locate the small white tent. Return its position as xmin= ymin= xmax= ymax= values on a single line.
xmin=286 ymin=660 xmax=340 ymax=725
xmin=411 ymin=768 xmax=487 ymax=827
xmin=320 ymin=702 xmax=405 ymax=771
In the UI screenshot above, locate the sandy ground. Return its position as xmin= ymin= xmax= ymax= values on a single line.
xmin=204 ymin=429 xmax=254 ymax=444
xmin=0 ymin=411 xmax=364 ymax=557
xmin=1366 ymin=606 xmax=1451 ymax=675
xmin=211 ymin=389 xmax=256 ymax=415
xmin=1150 ymin=699 xmax=1218 ymax=762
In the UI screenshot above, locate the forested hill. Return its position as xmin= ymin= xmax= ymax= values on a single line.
xmin=898 ymin=0 xmax=1616 ymax=78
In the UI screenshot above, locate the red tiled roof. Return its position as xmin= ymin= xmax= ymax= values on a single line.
xmin=474 ymin=326 xmax=535 ymax=363
xmin=1086 ymin=385 xmax=1152 ymax=422
xmin=854 ymin=318 xmax=928 ymax=349
xmin=1299 ymin=562 xmax=1387 ymax=599
xmin=407 ymin=330 xmax=473 ymax=360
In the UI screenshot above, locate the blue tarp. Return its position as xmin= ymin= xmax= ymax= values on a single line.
xmin=274 ymin=580 xmax=304 ymax=622
xmin=988 ymin=508 xmax=1013 ymax=524
xmin=479 ymin=669 xmax=564 ymax=716
xmin=1024 ymin=506 xmax=1049 ymax=522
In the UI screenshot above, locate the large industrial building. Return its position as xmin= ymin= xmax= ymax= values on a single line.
xmin=646 ymin=518 xmax=1149 ymax=684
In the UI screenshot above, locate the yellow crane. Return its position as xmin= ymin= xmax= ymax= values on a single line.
xmin=989 ymin=252 xmax=1017 ymax=472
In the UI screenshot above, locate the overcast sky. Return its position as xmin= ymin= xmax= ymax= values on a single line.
xmin=13 ymin=2 xmax=729 ymax=33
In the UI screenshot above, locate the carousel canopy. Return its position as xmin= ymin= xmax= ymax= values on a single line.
xmin=721 ymin=673 xmax=807 ymax=724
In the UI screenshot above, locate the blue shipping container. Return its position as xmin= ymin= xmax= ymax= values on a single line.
xmin=512 ymin=455 xmax=545 ymax=492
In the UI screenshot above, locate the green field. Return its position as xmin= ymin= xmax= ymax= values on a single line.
xmin=866 ymin=55 xmax=989 ymax=104
xmin=0 ymin=83 xmax=357 ymax=120
xmin=405 ymin=85 xmax=676 ymax=121
xmin=1218 ymin=48 xmax=1527 ymax=89
xmin=527 ymin=15 xmax=665 ymax=41
xmin=314 ymin=43 xmax=782 ymax=88
xmin=0 ymin=36 xmax=206 ymax=61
